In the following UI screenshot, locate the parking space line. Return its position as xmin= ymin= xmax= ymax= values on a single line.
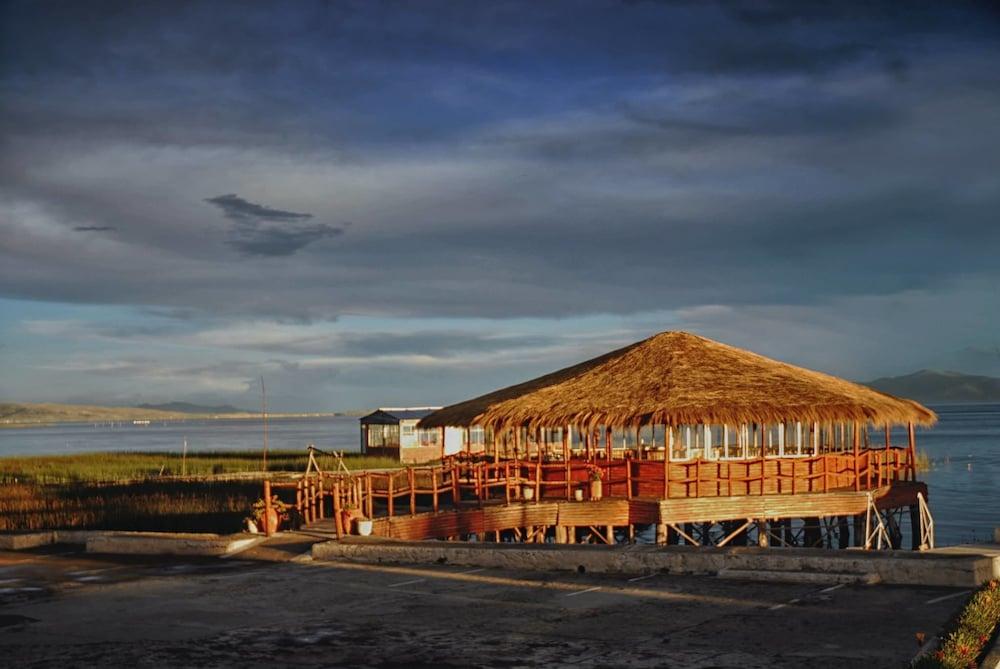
xmin=819 ymin=583 xmax=846 ymax=594
xmin=769 ymin=598 xmax=799 ymax=611
xmin=457 ymin=568 xmax=486 ymax=575
xmin=925 ymin=590 xmax=971 ymax=605
xmin=564 ymin=586 xmax=601 ymax=597
xmin=389 ymin=578 xmax=427 ymax=588
xmin=627 ymin=574 xmax=657 ymax=583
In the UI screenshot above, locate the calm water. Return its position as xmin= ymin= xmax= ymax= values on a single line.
xmin=1 ymin=405 xmax=997 ymax=546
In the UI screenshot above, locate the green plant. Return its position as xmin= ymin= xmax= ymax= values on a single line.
xmin=914 ymin=579 xmax=1000 ymax=668
xmin=251 ymin=495 xmax=289 ymax=521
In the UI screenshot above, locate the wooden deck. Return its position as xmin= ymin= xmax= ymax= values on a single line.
xmin=304 ymin=481 xmax=927 ymax=544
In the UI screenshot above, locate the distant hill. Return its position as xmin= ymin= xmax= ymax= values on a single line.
xmin=136 ymin=402 xmax=252 ymax=414
xmin=0 ymin=402 xmax=207 ymax=425
xmin=865 ymin=370 xmax=1000 ymax=403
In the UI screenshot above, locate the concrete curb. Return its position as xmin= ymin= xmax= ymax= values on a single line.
xmin=0 ymin=530 xmax=266 ymax=557
xmin=313 ymin=539 xmax=1000 ymax=587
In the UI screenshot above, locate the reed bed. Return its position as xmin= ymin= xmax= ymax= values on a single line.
xmin=0 ymin=450 xmax=400 ymax=484
xmin=0 ymin=450 xmax=401 ymax=533
xmin=0 ymin=480 xmax=261 ymax=533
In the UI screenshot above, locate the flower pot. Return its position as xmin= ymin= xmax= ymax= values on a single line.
xmin=522 ymin=485 xmax=535 ymax=501
xmin=590 ymin=479 xmax=603 ymax=501
xmin=259 ymin=507 xmax=280 ymax=534
xmin=357 ymin=519 xmax=373 ymax=536
xmin=574 ymin=489 xmax=584 ymax=502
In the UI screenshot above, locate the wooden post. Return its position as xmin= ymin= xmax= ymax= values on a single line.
xmin=907 ymin=422 xmax=916 ymax=481
xmin=295 ymin=480 xmax=303 ymax=525
xmin=504 ymin=461 xmax=511 ymax=505
xmin=317 ymin=477 xmax=325 ymax=520
xmin=432 ymin=467 xmax=439 ymax=513
xmin=262 ymin=479 xmax=273 ymax=537
xmin=408 ymin=467 xmax=416 ymax=515
xmin=365 ymin=473 xmax=373 ymax=519
xmin=756 ymin=519 xmax=768 ymax=547
xmin=663 ymin=424 xmax=670 ymax=500
xmin=606 ymin=426 xmax=612 ymax=465
xmin=626 ymin=455 xmax=633 ymax=500
xmin=387 ymin=473 xmax=394 ymax=518
xmin=853 ymin=423 xmax=860 ymax=491
xmin=332 ymin=481 xmax=344 ymax=538
xmin=535 ymin=459 xmax=541 ymax=501
xmin=451 ymin=463 xmax=460 ymax=507
xmin=563 ymin=426 xmax=571 ymax=500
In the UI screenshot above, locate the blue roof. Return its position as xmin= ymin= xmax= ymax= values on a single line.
xmin=359 ymin=408 xmax=440 ymax=424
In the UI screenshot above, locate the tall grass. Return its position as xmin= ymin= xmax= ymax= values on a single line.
xmin=0 ymin=450 xmax=401 ymax=533
xmin=0 ymin=480 xmax=262 ymax=533
xmin=0 ymin=450 xmax=400 ymax=484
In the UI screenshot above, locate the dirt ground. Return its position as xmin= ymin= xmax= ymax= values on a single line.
xmin=0 ymin=537 xmax=972 ymax=668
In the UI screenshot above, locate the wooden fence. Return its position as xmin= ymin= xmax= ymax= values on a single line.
xmin=260 ymin=447 xmax=914 ymax=537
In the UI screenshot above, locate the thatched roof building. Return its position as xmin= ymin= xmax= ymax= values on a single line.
xmin=419 ymin=331 xmax=936 ymax=430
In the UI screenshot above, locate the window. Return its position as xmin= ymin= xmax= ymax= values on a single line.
xmin=401 ymin=424 xmax=414 ymax=436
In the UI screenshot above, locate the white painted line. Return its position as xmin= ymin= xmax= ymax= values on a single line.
xmin=457 ymin=568 xmax=486 ymax=574
xmin=564 ymin=586 xmax=601 ymax=597
xmin=388 ymin=578 xmax=427 ymax=588
xmin=819 ymin=583 xmax=846 ymax=594
xmin=627 ymin=574 xmax=657 ymax=583
xmin=769 ymin=598 xmax=800 ymax=611
xmin=925 ymin=590 xmax=971 ymax=605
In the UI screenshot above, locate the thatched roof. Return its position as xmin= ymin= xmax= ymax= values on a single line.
xmin=419 ymin=331 xmax=936 ymax=430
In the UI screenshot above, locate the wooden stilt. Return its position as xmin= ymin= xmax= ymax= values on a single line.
xmin=756 ymin=519 xmax=768 ymax=547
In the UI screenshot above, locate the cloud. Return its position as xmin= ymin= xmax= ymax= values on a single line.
xmin=204 ymin=194 xmax=313 ymax=223
xmin=73 ymin=225 xmax=117 ymax=232
xmin=204 ymin=193 xmax=344 ymax=256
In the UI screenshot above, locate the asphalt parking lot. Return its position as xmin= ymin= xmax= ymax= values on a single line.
xmin=0 ymin=542 xmax=971 ymax=668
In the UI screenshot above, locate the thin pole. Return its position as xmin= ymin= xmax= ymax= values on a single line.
xmin=181 ymin=437 xmax=187 ymax=477
xmin=261 ymin=375 xmax=269 ymax=473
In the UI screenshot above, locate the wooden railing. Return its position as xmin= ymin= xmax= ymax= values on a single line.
xmin=259 ymin=446 xmax=914 ymax=535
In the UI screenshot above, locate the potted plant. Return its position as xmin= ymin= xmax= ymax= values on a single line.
xmin=588 ymin=465 xmax=603 ymax=501
xmin=573 ymin=487 xmax=584 ymax=502
xmin=341 ymin=502 xmax=362 ymax=533
xmin=251 ymin=495 xmax=289 ymax=534
xmin=356 ymin=518 xmax=373 ymax=536
xmin=522 ymin=484 xmax=535 ymax=501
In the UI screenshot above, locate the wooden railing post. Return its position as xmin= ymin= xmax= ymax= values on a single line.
xmin=907 ymin=422 xmax=916 ymax=481
xmin=332 ymin=481 xmax=343 ymax=537
xmin=387 ymin=474 xmax=394 ymax=518
xmin=432 ymin=467 xmax=440 ymax=513
xmin=407 ymin=467 xmax=416 ymax=515
xmin=626 ymin=457 xmax=633 ymax=500
xmin=263 ymin=479 xmax=273 ymax=537
xmin=852 ymin=423 xmax=861 ymax=491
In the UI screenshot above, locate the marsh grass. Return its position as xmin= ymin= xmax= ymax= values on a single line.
xmin=0 ymin=480 xmax=262 ymax=533
xmin=0 ymin=450 xmax=401 ymax=533
xmin=0 ymin=450 xmax=400 ymax=484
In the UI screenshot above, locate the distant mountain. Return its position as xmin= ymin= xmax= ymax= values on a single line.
xmin=866 ymin=370 xmax=1000 ymax=403
xmin=136 ymin=402 xmax=252 ymax=414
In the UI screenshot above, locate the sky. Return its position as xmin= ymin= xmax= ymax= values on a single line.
xmin=1 ymin=1 xmax=999 ymax=412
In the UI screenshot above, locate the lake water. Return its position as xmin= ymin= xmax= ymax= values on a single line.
xmin=1 ymin=405 xmax=997 ymax=546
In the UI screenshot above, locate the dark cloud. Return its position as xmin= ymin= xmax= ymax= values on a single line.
xmin=205 ymin=194 xmax=343 ymax=257
xmin=205 ymin=194 xmax=313 ymax=223
xmin=72 ymin=225 xmax=117 ymax=232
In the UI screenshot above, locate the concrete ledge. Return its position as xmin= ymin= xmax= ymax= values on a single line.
xmin=1 ymin=530 xmax=265 ymax=557
xmin=0 ymin=531 xmax=56 ymax=550
xmin=313 ymin=539 xmax=999 ymax=587
xmin=85 ymin=532 xmax=264 ymax=557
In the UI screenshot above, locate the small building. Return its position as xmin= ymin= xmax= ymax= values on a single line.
xmin=359 ymin=407 xmax=466 ymax=464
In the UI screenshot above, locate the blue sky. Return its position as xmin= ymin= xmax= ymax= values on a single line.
xmin=2 ymin=1 xmax=999 ymax=411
